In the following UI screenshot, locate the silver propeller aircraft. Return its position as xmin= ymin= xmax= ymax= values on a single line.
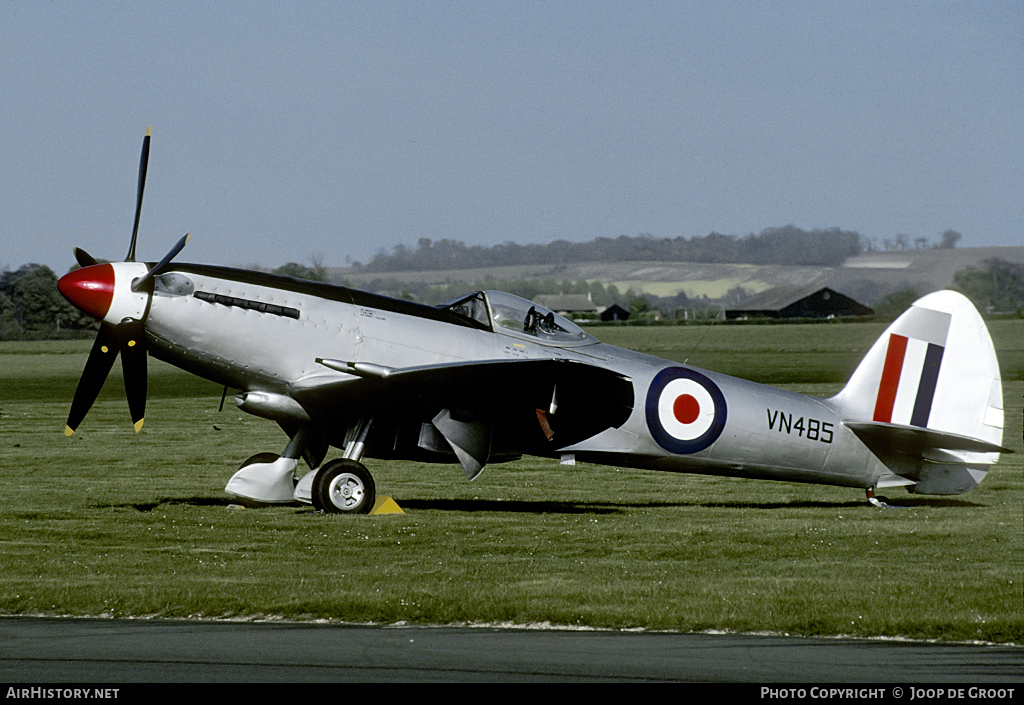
xmin=58 ymin=130 xmax=1011 ymax=513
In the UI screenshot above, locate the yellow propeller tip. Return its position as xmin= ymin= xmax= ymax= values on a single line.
xmin=134 ymin=419 xmax=145 ymax=433
xmin=65 ymin=426 xmax=75 ymax=437
xmin=145 ymin=126 xmax=152 ymax=136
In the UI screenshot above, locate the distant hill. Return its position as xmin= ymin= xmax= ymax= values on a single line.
xmin=357 ymin=227 xmax=863 ymax=273
xmin=329 ymin=246 xmax=1024 ymax=306
xmin=836 ymin=247 xmax=1024 ymax=292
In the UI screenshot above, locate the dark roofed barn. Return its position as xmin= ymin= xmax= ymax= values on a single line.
xmin=726 ymin=286 xmax=873 ymax=320
xmin=600 ymin=303 xmax=630 ymax=322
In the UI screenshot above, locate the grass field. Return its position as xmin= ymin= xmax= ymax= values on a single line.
xmin=0 ymin=320 xmax=1021 ymax=642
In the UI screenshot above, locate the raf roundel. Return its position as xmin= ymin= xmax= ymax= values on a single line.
xmin=645 ymin=367 xmax=727 ymax=454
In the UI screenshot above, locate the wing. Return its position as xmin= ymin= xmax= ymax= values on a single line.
xmin=291 ymin=357 xmax=634 ymax=477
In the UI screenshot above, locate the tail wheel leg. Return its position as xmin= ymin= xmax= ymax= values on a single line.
xmin=866 ymin=487 xmax=892 ymax=508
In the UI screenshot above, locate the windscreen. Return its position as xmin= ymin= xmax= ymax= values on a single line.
xmin=484 ymin=291 xmax=594 ymax=345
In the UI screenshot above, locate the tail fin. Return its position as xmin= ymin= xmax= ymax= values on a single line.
xmin=829 ymin=290 xmax=1009 ymax=495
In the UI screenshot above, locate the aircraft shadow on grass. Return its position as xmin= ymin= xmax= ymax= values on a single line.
xmin=105 ymin=497 xmax=229 ymax=513
xmin=694 ymin=497 xmax=988 ymax=510
xmin=116 ymin=496 xmax=626 ymax=515
xmin=103 ymin=495 xmax=987 ymax=514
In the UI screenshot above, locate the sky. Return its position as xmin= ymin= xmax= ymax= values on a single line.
xmin=3 ymin=0 xmax=1022 ymax=275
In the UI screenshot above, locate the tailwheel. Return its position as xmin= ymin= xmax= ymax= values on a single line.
xmin=313 ymin=459 xmax=376 ymax=514
xmin=866 ymin=487 xmax=893 ymax=508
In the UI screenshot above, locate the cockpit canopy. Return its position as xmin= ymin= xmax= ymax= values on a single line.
xmin=441 ymin=291 xmax=596 ymax=346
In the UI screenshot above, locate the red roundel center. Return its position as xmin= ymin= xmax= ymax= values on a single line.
xmin=673 ymin=394 xmax=701 ymax=425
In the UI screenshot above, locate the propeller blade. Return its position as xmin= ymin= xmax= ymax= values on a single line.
xmin=125 ymin=127 xmax=151 ymax=263
xmin=132 ymin=233 xmax=192 ymax=292
xmin=66 ymin=324 xmax=120 ymax=435
xmin=73 ymin=247 xmax=99 ymax=268
xmin=66 ymin=319 xmax=150 ymax=435
xmin=119 ymin=320 xmax=147 ymax=432
xmin=65 ymin=129 xmax=158 ymax=436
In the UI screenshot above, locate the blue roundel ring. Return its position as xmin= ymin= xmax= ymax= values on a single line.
xmin=645 ymin=367 xmax=727 ymax=454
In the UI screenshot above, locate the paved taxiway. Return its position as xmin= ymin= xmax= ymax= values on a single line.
xmin=1 ymin=617 xmax=1021 ymax=683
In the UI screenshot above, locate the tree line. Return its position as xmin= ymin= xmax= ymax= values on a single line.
xmin=953 ymin=258 xmax=1024 ymax=313
xmin=357 ymin=227 xmax=972 ymax=274
xmin=0 ymin=264 xmax=95 ymax=339
xmin=361 ymin=226 xmax=867 ymax=273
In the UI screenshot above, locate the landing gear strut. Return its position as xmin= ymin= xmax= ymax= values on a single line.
xmin=227 ymin=417 xmax=380 ymax=514
xmin=310 ymin=417 xmax=376 ymax=514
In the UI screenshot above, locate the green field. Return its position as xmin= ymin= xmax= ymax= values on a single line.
xmin=0 ymin=321 xmax=1021 ymax=642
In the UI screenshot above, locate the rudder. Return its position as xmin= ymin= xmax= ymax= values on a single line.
xmin=829 ymin=290 xmax=1008 ymax=495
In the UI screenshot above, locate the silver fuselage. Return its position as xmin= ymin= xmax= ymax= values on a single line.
xmin=143 ymin=264 xmax=886 ymax=490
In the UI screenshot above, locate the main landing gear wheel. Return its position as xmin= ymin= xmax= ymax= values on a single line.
xmin=312 ymin=459 xmax=376 ymax=514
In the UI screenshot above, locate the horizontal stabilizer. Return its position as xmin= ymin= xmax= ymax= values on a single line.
xmin=845 ymin=421 xmax=1012 ymax=455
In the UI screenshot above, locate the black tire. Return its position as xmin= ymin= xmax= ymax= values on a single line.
xmin=313 ymin=459 xmax=376 ymax=514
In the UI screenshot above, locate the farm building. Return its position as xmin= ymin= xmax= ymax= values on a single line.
xmin=726 ymin=286 xmax=873 ymax=320
xmin=600 ymin=303 xmax=631 ymax=322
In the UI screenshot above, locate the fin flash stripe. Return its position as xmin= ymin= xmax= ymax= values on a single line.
xmin=873 ymin=334 xmax=907 ymax=422
xmin=873 ymin=333 xmax=945 ymax=427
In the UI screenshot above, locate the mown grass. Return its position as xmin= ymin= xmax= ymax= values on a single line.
xmin=0 ymin=322 xmax=1021 ymax=642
